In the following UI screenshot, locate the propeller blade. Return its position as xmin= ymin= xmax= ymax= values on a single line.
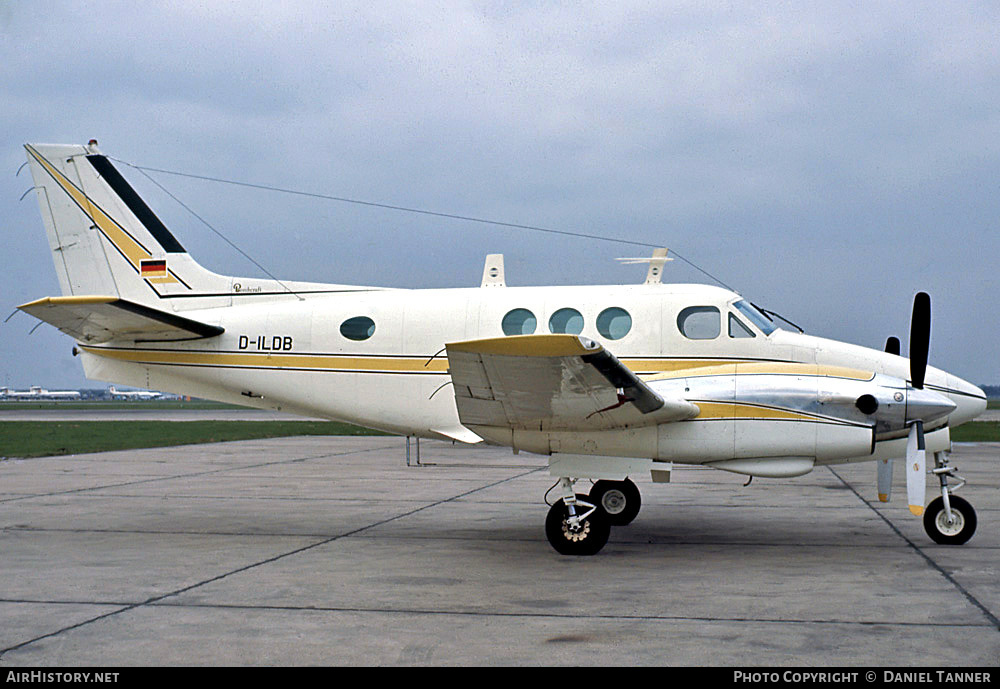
xmin=877 ymin=458 xmax=893 ymax=502
xmin=905 ymin=421 xmax=926 ymax=516
xmin=909 ymin=292 xmax=931 ymax=389
xmin=885 ymin=336 xmax=900 ymax=356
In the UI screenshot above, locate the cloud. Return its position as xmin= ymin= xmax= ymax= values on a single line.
xmin=2 ymin=1 xmax=998 ymax=385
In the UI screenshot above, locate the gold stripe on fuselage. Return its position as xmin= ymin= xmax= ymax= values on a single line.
xmin=81 ymin=346 xmax=453 ymax=373
xmin=645 ymin=362 xmax=875 ymax=382
xmin=80 ymin=347 xmax=870 ymax=387
xmin=84 ymin=347 xmax=804 ymax=375
xmin=692 ymin=401 xmax=839 ymax=423
xmin=81 ymin=346 xmax=870 ymax=424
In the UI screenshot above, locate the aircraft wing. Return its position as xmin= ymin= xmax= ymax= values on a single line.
xmin=446 ymin=334 xmax=698 ymax=432
xmin=18 ymin=295 xmax=224 ymax=343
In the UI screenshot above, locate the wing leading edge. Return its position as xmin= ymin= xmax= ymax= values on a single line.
xmin=446 ymin=334 xmax=698 ymax=432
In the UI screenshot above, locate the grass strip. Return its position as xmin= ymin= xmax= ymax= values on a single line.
xmin=950 ymin=421 xmax=1000 ymax=443
xmin=0 ymin=421 xmax=391 ymax=459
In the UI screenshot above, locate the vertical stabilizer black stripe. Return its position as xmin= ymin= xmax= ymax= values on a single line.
xmin=86 ymin=155 xmax=186 ymax=253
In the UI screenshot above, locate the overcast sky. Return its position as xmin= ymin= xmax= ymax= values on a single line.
xmin=1 ymin=1 xmax=998 ymax=389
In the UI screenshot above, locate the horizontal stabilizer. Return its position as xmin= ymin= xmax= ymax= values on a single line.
xmin=446 ymin=334 xmax=698 ymax=432
xmin=18 ymin=295 xmax=224 ymax=343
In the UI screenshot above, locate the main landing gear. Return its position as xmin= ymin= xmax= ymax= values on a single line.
xmin=545 ymin=477 xmax=641 ymax=555
xmin=923 ymin=451 xmax=976 ymax=545
xmin=589 ymin=478 xmax=641 ymax=526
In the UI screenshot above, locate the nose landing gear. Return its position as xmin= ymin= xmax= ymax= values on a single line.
xmin=923 ymin=452 xmax=976 ymax=545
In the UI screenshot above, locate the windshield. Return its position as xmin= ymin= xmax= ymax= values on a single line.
xmin=733 ymin=300 xmax=776 ymax=336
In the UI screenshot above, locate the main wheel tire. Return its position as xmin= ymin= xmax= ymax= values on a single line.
xmin=589 ymin=478 xmax=641 ymax=526
xmin=923 ymin=495 xmax=977 ymax=545
xmin=545 ymin=494 xmax=610 ymax=556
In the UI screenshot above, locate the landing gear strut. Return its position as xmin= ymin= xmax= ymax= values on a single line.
xmin=923 ymin=451 xmax=976 ymax=545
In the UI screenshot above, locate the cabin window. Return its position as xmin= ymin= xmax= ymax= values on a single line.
xmin=728 ymin=313 xmax=755 ymax=338
xmin=548 ymin=308 xmax=584 ymax=335
xmin=340 ymin=316 xmax=376 ymax=341
xmin=502 ymin=308 xmax=537 ymax=336
xmin=596 ymin=307 xmax=632 ymax=340
xmin=677 ymin=306 xmax=720 ymax=339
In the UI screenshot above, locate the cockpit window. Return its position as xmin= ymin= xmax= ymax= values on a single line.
xmin=733 ymin=300 xmax=776 ymax=335
xmin=677 ymin=306 xmax=720 ymax=340
xmin=728 ymin=313 xmax=755 ymax=338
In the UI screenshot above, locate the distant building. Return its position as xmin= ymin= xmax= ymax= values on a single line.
xmin=0 ymin=385 xmax=81 ymax=400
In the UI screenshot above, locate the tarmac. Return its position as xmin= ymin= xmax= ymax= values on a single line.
xmin=0 ymin=430 xmax=998 ymax=666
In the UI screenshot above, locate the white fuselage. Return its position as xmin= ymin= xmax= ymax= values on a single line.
xmin=76 ymin=281 xmax=986 ymax=466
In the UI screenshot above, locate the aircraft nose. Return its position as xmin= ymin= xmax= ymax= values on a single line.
xmin=906 ymin=387 xmax=957 ymax=425
xmin=946 ymin=374 xmax=988 ymax=424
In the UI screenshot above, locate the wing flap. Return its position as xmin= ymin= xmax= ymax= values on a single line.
xmin=18 ymin=295 xmax=224 ymax=343
xmin=446 ymin=334 xmax=698 ymax=432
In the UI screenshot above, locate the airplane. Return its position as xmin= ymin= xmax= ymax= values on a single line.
xmin=108 ymin=385 xmax=162 ymax=400
xmin=0 ymin=385 xmax=81 ymax=400
xmin=15 ymin=141 xmax=988 ymax=555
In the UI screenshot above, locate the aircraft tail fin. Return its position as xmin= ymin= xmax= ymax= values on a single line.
xmin=23 ymin=142 xmax=232 ymax=306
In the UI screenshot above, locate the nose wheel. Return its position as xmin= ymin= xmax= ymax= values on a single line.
xmin=924 ymin=495 xmax=976 ymax=545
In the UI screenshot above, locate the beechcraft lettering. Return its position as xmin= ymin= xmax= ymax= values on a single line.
xmin=16 ymin=141 xmax=988 ymax=555
xmin=238 ymin=335 xmax=294 ymax=351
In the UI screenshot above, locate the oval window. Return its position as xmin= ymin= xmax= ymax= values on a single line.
xmin=548 ymin=308 xmax=584 ymax=335
xmin=677 ymin=306 xmax=720 ymax=340
xmin=596 ymin=307 xmax=632 ymax=340
xmin=340 ymin=316 xmax=376 ymax=341
xmin=501 ymin=308 xmax=537 ymax=336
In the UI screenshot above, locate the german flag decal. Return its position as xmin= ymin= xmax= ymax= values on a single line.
xmin=140 ymin=259 xmax=167 ymax=278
